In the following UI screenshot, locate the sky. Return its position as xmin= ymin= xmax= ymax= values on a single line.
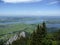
xmin=0 ymin=0 xmax=60 ymax=16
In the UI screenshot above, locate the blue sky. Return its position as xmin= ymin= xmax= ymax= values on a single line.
xmin=0 ymin=0 xmax=60 ymax=16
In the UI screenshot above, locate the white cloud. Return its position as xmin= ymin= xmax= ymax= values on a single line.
xmin=2 ymin=0 xmax=42 ymax=3
xmin=48 ymin=1 xmax=59 ymax=5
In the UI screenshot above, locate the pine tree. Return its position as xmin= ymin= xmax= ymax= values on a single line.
xmin=30 ymin=31 xmax=37 ymax=45
xmin=30 ymin=22 xmax=47 ymax=45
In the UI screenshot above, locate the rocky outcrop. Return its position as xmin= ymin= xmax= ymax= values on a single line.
xmin=5 ymin=31 xmax=27 ymax=45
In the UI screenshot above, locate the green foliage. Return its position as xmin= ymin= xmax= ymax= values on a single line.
xmin=42 ymin=38 xmax=52 ymax=45
xmin=52 ymin=41 xmax=57 ymax=45
xmin=52 ymin=30 xmax=60 ymax=45
xmin=53 ymin=30 xmax=60 ymax=40
xmin=0 ymin=22 xmax=60 ymax=45
xmin=12 ymin=36 xmax=28 ymax=45
xmin=0 ymin=39 xmax=4 ymax=45
xmin=30 ymin=22 xmax=48 ymax=45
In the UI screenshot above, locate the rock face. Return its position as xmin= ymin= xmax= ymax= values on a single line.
xmin=19 ymin=31 xmax=26 ymax=38
xmin=5 ymin=31 xmax=26 ymax=45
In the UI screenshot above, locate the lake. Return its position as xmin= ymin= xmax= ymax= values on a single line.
xmin=0 ymin=16 xmax=60 ymax=28
xmin=0 ymin=19 xmax=60 ymax=29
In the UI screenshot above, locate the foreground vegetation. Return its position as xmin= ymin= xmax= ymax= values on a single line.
xmin=5 ymin=22 xmax=60 ymax=45
xmin=0 ymin=22 xmax=60 ymax=45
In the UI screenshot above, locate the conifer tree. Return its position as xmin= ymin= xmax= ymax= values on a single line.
xmin=30 ymin=31 xmax=37 ymax=45
xmin=30 ymin=22 xmax=47 ymax=45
